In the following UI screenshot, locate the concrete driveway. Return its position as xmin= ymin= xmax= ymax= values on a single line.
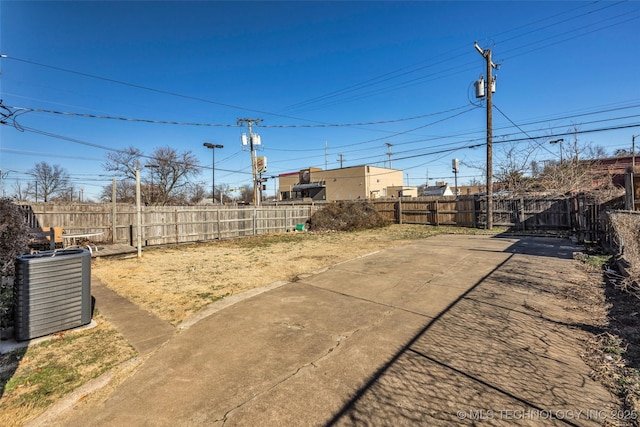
xmin=41 ymin=235 xmax=617 ymax=426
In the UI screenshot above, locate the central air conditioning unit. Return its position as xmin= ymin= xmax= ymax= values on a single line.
xmin=14 ymin=249 xmax=92 ymax=341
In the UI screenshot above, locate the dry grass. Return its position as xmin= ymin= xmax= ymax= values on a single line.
xmin=608 ymin=212 xmax=640 ymax=290
xmin=575 ymin=251 xmax=640 ymax=426
xmin=91 ymin=224 xmax=500 ymax=325
xmin=0 ymin=312 xmax=136 ymax=427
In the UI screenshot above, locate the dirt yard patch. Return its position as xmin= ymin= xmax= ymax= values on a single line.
xmin=91 ymin=225 xmax=491 ymax=325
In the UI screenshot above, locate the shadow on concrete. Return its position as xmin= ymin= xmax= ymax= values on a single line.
xmin=326 ymin=237 xmax=616 ymax=426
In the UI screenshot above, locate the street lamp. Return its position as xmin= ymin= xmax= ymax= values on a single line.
xmin=549 ymin=138 xmax=564 ymax=163
xmin=203 ymin=142 xmax=224 ymax=204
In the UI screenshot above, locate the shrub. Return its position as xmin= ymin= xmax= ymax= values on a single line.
xmin=309 ymin=200 xmax=390 ymax=232
xmin=0 ymin=199 xmax=30 ymax=330
xmin=607 ymin=211 xmax=640 ymax=298
xmin=608 ymin=212 xmax=640 ymax=275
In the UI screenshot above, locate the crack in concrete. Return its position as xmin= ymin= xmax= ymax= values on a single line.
xmin=220 ymin=331 xmax=353 ymax=426
xmin=220 ymin=307 xmax=400 ymax=425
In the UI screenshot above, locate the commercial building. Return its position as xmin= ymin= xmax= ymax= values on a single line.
xmin=278 ymin=165 xmax=405 ymax=202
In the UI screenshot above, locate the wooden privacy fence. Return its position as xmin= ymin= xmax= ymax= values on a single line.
xmin=19 ymin=194 xmax=622 ymax=247
xmin=371 ymin=194 xmax=622 ymax=242
xmin=20 ymin=203 xmax=319 ymax=246
xmin=372 ymin=196 xmax=577 ymax=229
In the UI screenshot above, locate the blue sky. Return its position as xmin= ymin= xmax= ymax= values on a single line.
xmin=1 ymin=1 xmax=639 ymax=200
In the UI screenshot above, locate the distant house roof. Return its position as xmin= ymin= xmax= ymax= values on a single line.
xmin=423 ymin=184 xmax=454 ymax=197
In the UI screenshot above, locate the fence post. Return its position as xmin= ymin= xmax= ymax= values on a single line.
xmin=519 ymin=197 xmax=525 ymax=230
xmin=253 ymin=208 xmax=257 ymax=236
xmin=284 ymin=208 xmax=288 ymax=231
xmin=174 ymin=208 xmax=179 ymax=245
xmin=473 ymin=196 xmax=478 ymax=228
xmin=435 ymin=200 xmax=439 ymax=226
xmin=48 ymin=227 xmax=55 ymax=250
xmin=397 ymin=198 xmax=402 ymax=224
xmin=625 ymin=168 xmax=634 ymax=210
xmin=217 ymin=209 xmax=221 ymax=240
xmin=111 ymin=179 xmax=117 ymax=243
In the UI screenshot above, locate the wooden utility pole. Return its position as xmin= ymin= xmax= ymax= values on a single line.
xmin=475 ymin=42 xmax=498 ymax=229
xmin=386 ymin=142 xmax=393 ymax=168
xmin=632 ymin=134 xmax=639 ymax=210
xmin=238 ymin=118 xmax=263 ymax=206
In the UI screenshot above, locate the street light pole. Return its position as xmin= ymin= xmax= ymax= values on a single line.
xmin=203 ymin=142 xmax=224 ymax=204
xmin=549 ymin=138 xmax=564 ymax=163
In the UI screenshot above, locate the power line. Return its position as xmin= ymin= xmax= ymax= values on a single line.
xmin=5 ymin=103 xmax=475 ymax=130
xmin=1 ymin=55 xmax=344 ymax=127
xmin=500 ymin=8 xmax=640 ymax=62
xmin=278 ymin=3 xmax=638 ymax=114
xmin=4 ymin=2 xmax=633 ymax=122
xmin=2 ymin=125 xmax=253 ymax=176
xmin=8 ymin=107 xmax=238 ymax=127
xmin=493 ymin=104 xmax=557 ymax=157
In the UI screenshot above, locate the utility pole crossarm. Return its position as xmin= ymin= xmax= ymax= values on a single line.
xmin=237 ymin=118 xmax=263 ymax=207
xmin=474 ymin=41 xmax=498 ymax=69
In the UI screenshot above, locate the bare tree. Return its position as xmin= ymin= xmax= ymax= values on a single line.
xmin=53 ymin=184 xmax=78 ymax=202
xmin=147 ymin=146 xmax=200 ymax=205
xmin=28 ymin=162 xmax=70 ymax=202
xmin=103 ymin=146 xmax=143 ymax=181
xmin=239 ymin=184 xmax=254 ymax=204
xmin=537 ymin=132 xmax=608 ymax=195
xmin=99 ymin=180 xmax=137 ymax=203
xmin=103 ymin=146 xmax=200 ymax=205
xmin=494 ymin=143 xmax=537 ymax=194
xmin=181 ymin=182 xmax=207 ymax=205
xmin=11 ymin=179 xmax=32 ymax=201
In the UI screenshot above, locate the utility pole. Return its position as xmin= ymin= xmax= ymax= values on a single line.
xmin=338 ymin=154 xmax=344 ymax=168
xmin=385 ymin=142 xmax=393 ymax=168
xmin=632 ymin=134 xmax=638 ymax=172
xmin=452 ymin=158 xmax=459 ymax=197
xmin=238 ymin=118 xmax=262 ymax=207
xmin=632 ymin=134 xmax=639 ymax=210
xmin=475 ymin=41 xmax=498 ymax=229
xmin=549 ymin=139 xmax=564 ymax=163
xmin=325 ymin=141 xmax=328 ymax=170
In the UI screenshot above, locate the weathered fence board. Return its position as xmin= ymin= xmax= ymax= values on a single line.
xmin=20 ymin=203 xmax=319 ymax=247
xmin=19 ymin=194 xmax=623 ymax=247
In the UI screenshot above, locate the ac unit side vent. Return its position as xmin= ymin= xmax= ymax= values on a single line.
xmin=14 ymin=249 xmax=92 ymax=341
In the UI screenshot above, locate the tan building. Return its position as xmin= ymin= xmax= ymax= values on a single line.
xmin=278 ymin=165 xmax=404 ymax=201
xmin=387 ymin=186 xmax=418 ymax=198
